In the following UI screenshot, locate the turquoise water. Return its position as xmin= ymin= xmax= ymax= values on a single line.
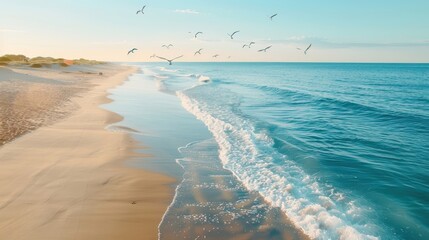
xmin=107 ymin=63 xmax=429 ymax=239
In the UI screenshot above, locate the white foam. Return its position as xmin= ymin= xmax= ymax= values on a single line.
xmin=140 ymin=68 xmax=158 ymax=77
xmin=181 ymin=73 xmax=211 ymax=83
xmin=176 ymin=73 xmax=211 ymax=82
xmin=158 ymin=158 xmax=187 ymax=240
xmin=177 ymin=89 xmax=380 ymax=240
xmin=158 ymin=67 xmax=179 ymax=73
xmin=180 ymin=74 xmax=198 ymax=78
xmin=197 ymin=75 xmax=211 ymax=83
xmin=154 ymin=74 xmax=169 ymax=79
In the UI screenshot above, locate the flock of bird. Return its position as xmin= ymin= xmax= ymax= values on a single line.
xmin=127 ymin=4 xmax=312 ymax=65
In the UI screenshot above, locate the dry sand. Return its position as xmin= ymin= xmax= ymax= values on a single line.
xmin=0 ymin=65 xmax=174 ymax=240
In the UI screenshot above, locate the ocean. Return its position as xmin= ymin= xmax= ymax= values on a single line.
xmin=105 ymin=63 xmax=429 ymax=240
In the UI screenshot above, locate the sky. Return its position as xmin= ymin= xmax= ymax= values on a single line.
xmin=1 ymin=0 xmax=429 ymax=63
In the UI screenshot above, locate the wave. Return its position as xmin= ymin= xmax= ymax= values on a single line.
xmin=150 ymin=65 xmax=213 ymax=84
xmin=180 ymin=73 xmax=212 ymax=83
xmin=140 ymin=68 xmax=158 ymax=76
xmin=154 ymin=74 xmax=169 ymax=79
xmin=179 ymin=74 xmax=197 ymax=77
xmin=158 ymin=67 xmax=179 ymax=73
xmin=251 ymin=84 xmax=429 ymax=124
xmin=197 ymin=75 xmax=211 ymax=83
xmin=176 ymin=86 xmax=381 ymax=240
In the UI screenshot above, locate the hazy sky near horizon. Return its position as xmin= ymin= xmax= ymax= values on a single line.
xmin=1 ymin=0 xmax=429 ymax=62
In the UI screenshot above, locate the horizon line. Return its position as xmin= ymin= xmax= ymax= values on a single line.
xmin=115 ymin=61 xmax=429 ymax=64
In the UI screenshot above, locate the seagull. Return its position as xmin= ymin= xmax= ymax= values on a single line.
xmin=243 ymin=42 xmax=256 ymax=48
xmin=227 ymin=31 xmax=240 ymax=40
xmin=304 ymin=44 xmax=312 ymax=55
xmin=128 ymin=48 xmax=138 ymax=55
xmin=150 ymin=54 xmax=157 ymax=58
xmin=194 ymin=49 xmax=203 ymax=55
xmin=156 ymin=55 xmax=183 ymax=65
xmin=258 ymin=46 xmax=272 ymax=52
xmin=162 ymin=44 xmax=173 ymax=49
xmin=212 ymin=54 xmax=219 ymax=58
xmin=194 ymin=32 xmax=203 ymax=38
xmin=136 ymin=5 xmax=146 ymax=14
xmin=270 ymin=14 xmax=278 ymax=21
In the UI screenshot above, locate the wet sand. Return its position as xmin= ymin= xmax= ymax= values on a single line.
xmin=107 ymin=65 xmax=310 ymax=240
xmin=159 ymin=139 xmax=309 ymax=240
xmin=0 ymin=64 xmax=174 ymax=240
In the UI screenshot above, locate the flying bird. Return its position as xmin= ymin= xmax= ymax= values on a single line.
xmin=162 ymin=44 xmax=173 ymax=49
xmin=304 ymin=44 xmax=312 ymax=55
xmin=258 ymin=46 xmax=272 ymax=52
xmin=128 ymin=48 xmax=138 ymax=55
xmin=212 ymin=54 xmax=219 ymax=58
xmin=243 ymin=42 xmax=256 ymax=48
xmin=227 ymin=31 xmax=240 ymax=40
xmin=136 ymin=5 xmax=146 ymax=14
xmin=270 ymin=14 xmax=278 ymax=21
xmin=194 ymin=49 xmax=203 ymax=55
xmin=156 ymin=55 xmax=183 ymax=65
xmin=194 ymin=32 xmax=203 ymax=38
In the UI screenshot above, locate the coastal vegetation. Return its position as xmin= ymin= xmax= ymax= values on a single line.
xmin=0 ymin=54 xmax=105 ymax=67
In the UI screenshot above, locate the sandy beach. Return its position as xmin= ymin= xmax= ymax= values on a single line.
xmin=2 ymin=1 xmax=428 ymax=238
xmin=0 ymin=64 xmax=174 ymax=240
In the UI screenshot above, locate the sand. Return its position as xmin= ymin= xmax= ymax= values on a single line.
xmin=0 ymin=65 xmax=174 ymax=240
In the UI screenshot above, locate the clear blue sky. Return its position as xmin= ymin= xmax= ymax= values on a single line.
xmin=1 ymin=0 xmax=428 ymax=62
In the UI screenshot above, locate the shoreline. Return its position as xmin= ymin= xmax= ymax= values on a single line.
xmin=0 ymin=64 xmax=175 ymax=239
xmin=106 ymin=65 xmax=310 ymax=240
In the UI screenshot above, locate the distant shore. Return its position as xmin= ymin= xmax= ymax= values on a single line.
xmin=0 ymin=62 xmax=174 ymax=239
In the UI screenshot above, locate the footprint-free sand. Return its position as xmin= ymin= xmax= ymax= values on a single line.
xmin=0 ymin=64 xmax=174 ymax=240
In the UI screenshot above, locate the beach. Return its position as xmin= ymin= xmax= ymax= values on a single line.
xmin=106 ymin=62 xmax=428 ymax=240
xmin=1 ymin=62 xmax=428 ymax=240
xmin=2 ymin=1 xmax=428 ymax=239
xmin=0 ymin=64 xmax=174 ymax=240
xmin=105 ymin=64 xmax=311 ymax=240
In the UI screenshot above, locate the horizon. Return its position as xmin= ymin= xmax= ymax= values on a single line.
xmin=114 ymin=60 xmax=429 ymax=65
xmin=1 ymin=0 xmax=429 ymax=63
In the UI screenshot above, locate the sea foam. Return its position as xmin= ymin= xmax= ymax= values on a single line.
xmin=177 ymin=86 xmax=379 ymax=240
xmin=197 ymin=75 xmax=211 ymax=83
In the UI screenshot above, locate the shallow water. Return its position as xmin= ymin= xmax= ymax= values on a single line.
xmin=106 ymin=63 xmax=429 ymax=240
xmin=104 ymin=67 xmax=304 ymax=239
xmin=160 ymin=139 xmax=307 ymax=240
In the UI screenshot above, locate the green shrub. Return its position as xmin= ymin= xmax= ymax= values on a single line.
xmin=0 ymin=54 xmax=104 ymax=66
